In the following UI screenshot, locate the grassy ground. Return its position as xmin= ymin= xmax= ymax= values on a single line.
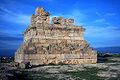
xmin=1 ymin=55 xmax=120 ymax=80
xmin=105 ymin=57 xmax=120 ymax=63
xmin=13 ymin=67 xmax=108 ymax=80
xmin=63 ymin=67 xmax=107 ymax=80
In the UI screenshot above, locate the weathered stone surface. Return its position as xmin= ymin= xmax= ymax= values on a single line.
xmin=15 ymin=7 xmax=97 ymax=65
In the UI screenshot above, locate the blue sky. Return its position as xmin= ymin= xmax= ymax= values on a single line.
xmin=0 ymin=0 xmax=120 ymax=56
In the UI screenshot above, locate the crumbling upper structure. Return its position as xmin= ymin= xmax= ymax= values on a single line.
xmin=15 ymin=7 xmax=97 ymax=65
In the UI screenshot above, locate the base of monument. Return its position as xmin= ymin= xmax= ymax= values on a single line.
xmin=15 ymin=53 xmax=97 ymax=65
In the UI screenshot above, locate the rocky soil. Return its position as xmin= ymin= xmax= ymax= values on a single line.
xmin=0 ymin=61 xmax=120 ymax=80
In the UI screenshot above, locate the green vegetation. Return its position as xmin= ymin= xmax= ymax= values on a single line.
xmin=27 ymin=75 xmax=58 ymax=80
xmin=63 ymin=67 xmax=107 ymax=80
xmin=111 ymin=54 xmax=120 ymax=57
xmin=105 ymin=58 xmax=119 ymax=63
xmin=11 ymin=67 xmax=108 ymax=80
xmin=19 ymin=71 xmax=58 ymax=80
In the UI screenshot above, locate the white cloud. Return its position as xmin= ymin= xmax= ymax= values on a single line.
xmin=84 ymin=26 xmax=120 ymax=47
xmin=93 ymin=18 xmax=106 ymax=23
xmin=0 ymin=7 xmax=30 ymax=25
xmin=51 ymin=9 xmax=86 ymax=25
xmin=95 ymin=12 xmax=101 ymax=16
xmin=93 ymin=18 xmax=111 ymax=26
xmin=85 ymin=26 xmax=120 ymax=38
xmin=6 ymin=14 xmax=30 ymax=25
xmin=105 ymin=13 xmax=117 ymax=16
xmin=95 ymin=11 xmax=117 ymax=16
xmin=66 ymin=9 xmax=86 ymax=25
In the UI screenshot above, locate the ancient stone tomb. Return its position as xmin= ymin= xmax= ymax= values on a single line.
xmin=15 ymin=7 xmax=97 ymax=65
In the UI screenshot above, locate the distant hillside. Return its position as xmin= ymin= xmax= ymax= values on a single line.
xmin=95 ymin=46 xmax=120 ymax=54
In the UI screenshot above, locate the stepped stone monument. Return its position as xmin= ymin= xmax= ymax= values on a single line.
xmin=15 ymin=7 xmax=97 ymax=65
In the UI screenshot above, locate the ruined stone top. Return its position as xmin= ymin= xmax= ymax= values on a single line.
xmin=35 ymin=7 xmax=50 ymax=16
xmin=23 ymin=7 xmax=85 ymax=41
xmin=30 ymin=7 xmax=83 ymax=27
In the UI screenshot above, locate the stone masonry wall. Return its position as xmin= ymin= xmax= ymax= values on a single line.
xmin=15 ymin=7 xmax=97 ymax=65
xmin=15 ymin=53 xmax=97 ymax=65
